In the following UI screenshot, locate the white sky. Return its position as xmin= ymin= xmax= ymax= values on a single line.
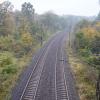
xmin=4 ymin=0 xmax=100 ymax=16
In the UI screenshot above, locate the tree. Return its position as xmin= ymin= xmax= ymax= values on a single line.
xmin=0 ymin=1 xmax=15 ymax=36
xmin=18 ymin=17 xmax=30 ymax=35
xmin=91 ymin=36 xmax=100 ymax=54
xmin=40 ymin=12 xmax=62 ymax=33
xmin=21 ymin=2 xmax=34 ymax=22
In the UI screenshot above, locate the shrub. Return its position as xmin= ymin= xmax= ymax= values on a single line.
xmin=0 ymin=52 xmax=17 ymax=74
xmin=92 ymin=56 xmax=100 ymax=65
xmin=76 ymin=32 xmax=90 ymax=49
xmin=79 ymin=49 xmax=91 ymax=57
xmin=2 ymin=65 xmax=17 ymax=74
xmin=21 ymin=33 xmax=33 ymax=46
xmin=0 ymin=35 xmax=14 ymax=51
xmin=85 ymin=56 xmax=100 ymax=68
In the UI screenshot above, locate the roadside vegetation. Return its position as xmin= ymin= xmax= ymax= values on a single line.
xmin=75 ymin=20 xmax=100 ymax=69
xmin=67 ymin=17 xmax=100 ymax=99
xmin=67 ymin=47 xmax=97 ymax=100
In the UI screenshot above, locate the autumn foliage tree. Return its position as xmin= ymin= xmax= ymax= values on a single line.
xmin=0 ymin=1 xmax=15 ymax=36
xmin=75 ymin=20 xmax=100 ymax=66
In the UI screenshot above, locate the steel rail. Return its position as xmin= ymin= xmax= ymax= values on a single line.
xmin=55 ymin=45 xmax=59 ymax=100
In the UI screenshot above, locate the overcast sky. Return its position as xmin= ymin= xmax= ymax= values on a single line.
xmin=4 ymin=0 xmax=100 ymax=16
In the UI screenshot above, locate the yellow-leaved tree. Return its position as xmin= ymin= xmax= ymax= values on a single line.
xmin=21 ymin=32 xmax=33 ymax=46
xmin=80 ymin=27 xmax=99 ymax=40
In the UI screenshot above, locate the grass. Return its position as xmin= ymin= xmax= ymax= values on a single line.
xmin=66 ymin=46 xmax=98 ymax=100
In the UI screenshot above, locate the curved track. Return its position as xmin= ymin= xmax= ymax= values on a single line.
xmin=12 ymin=32 xmax=79 ymax=100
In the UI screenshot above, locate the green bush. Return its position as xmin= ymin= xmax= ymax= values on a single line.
xmin=86 ymin=56 xmax=94 ymax=64
xmin=79 ymin=49 xmax=91 ymax=57
xmin=0 ymin=52 xmax=17 ymax=74
xmin=76 ymin=31 xmax=100 ymax=69
xmin=0 ymin=36 xmax=13 ymax=51
xmin=0 ymin=52 xmax=16 ymax=67
xmin=76 ymin=32 xmax=90 ymax=49
xmin=85 ymin=56 xmax=100 ymax=67
xmin=2 ymin=65 xmax=17 ymax=74
xmin=92 ymin=56 xmax=100 ymax=65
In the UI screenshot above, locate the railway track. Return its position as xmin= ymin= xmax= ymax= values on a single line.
xmin=55 ymin=36 xmax=69 ymax=100
xmin=19 ymin=35 xmax=59 ymax=100
xmin=19 ymin=34 xmax=63 ymax=100
xmin=12 ymin=33 xmax=79 ymax=100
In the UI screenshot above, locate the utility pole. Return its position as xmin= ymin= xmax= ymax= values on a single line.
xmin=40 ymin=23 xmax=44 ymax=46
xmin=69 ymin=29 xmax=71 ymax=47
xmin=68 ymin=24 xmax=72 ymax=48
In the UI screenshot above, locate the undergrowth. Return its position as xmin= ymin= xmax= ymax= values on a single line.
xmin=67 ymin=47 xmax=98 ymax=100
